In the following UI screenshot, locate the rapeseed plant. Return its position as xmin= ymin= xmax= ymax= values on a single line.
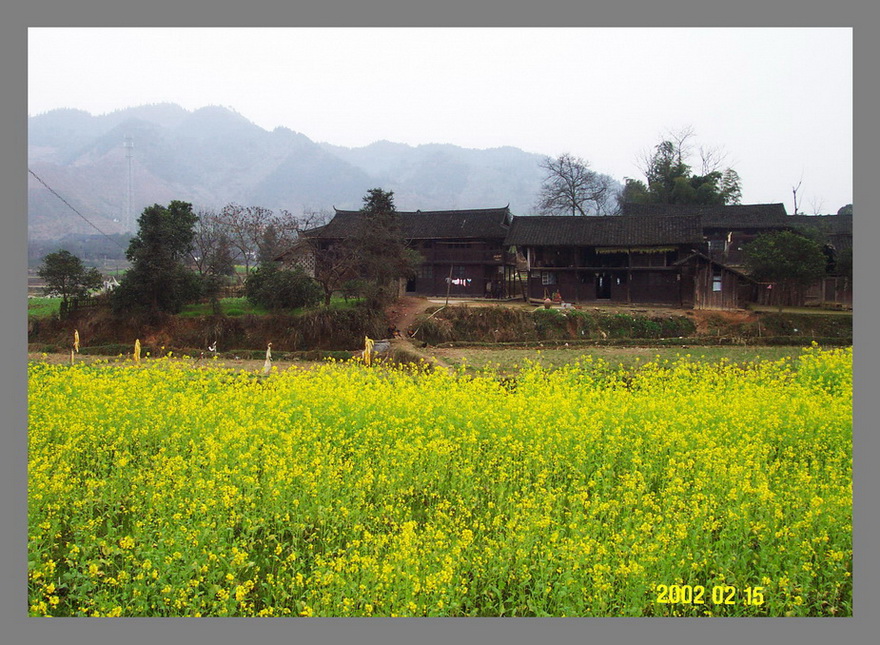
xmin=27 ymin=346 xmax=851 ymax=616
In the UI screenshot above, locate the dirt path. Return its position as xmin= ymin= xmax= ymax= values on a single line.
xmin=385 ymin=296 xmax=436 ymax=334
xmin=384 ymin=296 xmax=454 ymax=370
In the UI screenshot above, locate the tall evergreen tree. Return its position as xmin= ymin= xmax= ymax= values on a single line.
xmin=349 ymin=189 xmax=421 ymax=308
xmin=111 ymin=200 xmax=201 ymax=315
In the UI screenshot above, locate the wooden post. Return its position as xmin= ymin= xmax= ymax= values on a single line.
xmin=626 ymin=249 xmax=632 ymax=304
xmin=445 ymin=264 xmax=454 ymax=306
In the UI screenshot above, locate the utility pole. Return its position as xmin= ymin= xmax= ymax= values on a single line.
xmin=123 ymin=136 xmax=134 ymax=231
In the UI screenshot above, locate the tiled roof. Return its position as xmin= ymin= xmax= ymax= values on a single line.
xmin=672 ymin=251 xmax=756 ymax=280
xmin=621 ymin=202 xmax=789 ymax=228
xmin=304 ymin=206 xmax=513 ymax=240
xmin=504 ymin=214 xmax=704 ymax=247
xmin=788 ymin=213 xmax=853 ymax=236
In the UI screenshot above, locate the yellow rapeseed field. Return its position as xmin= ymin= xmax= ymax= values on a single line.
xmin=27 ymin=345 xmax=852 ymax=616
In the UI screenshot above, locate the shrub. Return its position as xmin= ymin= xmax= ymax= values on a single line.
xmin=245 ymin=263 xmax=322 ymax=311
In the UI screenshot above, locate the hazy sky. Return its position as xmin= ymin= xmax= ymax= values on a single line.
xmin=28 ymin=27 xmax=853 ymax=213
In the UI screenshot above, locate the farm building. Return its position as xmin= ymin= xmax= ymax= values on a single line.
xmin=287 ymin=206 xmax=518 ymax=299
xmin=621 ymin=202 xmax=790 ymax=269
xmin=504 ymin=213 xmax=756 ymax=308
xmin=621 ymin=202 xmax=853 ymax=307
xmin=787 ymin=212 xmax=853 ymax=307
xmin=281 ymin=201 xmax=852 ymax=310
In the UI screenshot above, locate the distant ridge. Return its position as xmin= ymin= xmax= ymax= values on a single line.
xmin=27 ymin=104 xmax=618 ymax=241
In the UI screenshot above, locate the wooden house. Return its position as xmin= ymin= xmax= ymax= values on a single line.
xmin=621 ymin=202 xmax=853 ymax=307
xmin=504 ymin=214 xmax=710 ymax=306
xmin=621 ymin=202 xmax=790 ymax=269
xmin=296 ymin=206 xmax=518 ymax=298
xmin=787 ymin=212 xmax=853 ymax=306
xmin=673 ymin=251 xmax=757 ymax=310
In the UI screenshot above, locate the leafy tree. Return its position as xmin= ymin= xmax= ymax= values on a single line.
xmin=245 ymin=262 xmax=322 ymax=311
xmin=720 ymin=169 xmax=743 ymax=205
xmin=37 ymin=249 xmax=102 ymax=310
xmin=837 ymin=204 xmax=853 ymax=216
xmin=627 ymin=128 xmax=742 ymax=206
xmin=743 ymin=230 xmax=828 ymax=306
xmin=835 ymin=246 xmax=852 ymax=279
xmin=536 ymin=153 xmax=614 ymax=216
xmin=349 ymin=188 xmax=421 ymax=308
xmin=111 ymin=201 xmax=201 ymax=316
xmin=617 ymin=178 xmax=651 ymax=210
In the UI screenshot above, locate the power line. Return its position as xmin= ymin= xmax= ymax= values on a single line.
xmin=28 ymin=168 xmax=129 ymax=253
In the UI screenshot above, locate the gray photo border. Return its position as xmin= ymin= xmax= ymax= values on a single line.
xmin=4 ymin=2 xmax=874 ymax=644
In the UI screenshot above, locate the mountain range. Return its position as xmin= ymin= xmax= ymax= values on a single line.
xmin=28 ymin=103 xmax=621 ymax=241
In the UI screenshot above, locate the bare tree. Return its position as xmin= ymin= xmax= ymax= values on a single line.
xmin=216 ymin=204 xmax=292 ymax=279
xmin=190 ymin=209 xmax=234 ymax=277
xmin=667 ymin=125 xmax=696 ymax=168
xmin=301 ymin=237 xmax=359 ymax=306
xmin=792 ymin=175 xmax=804 ymax=215
xmin=255 ymin=209 xmax=304 ymax=264
xmin=699 ymin=144 xmax=729 ymax=175
xmin=298 ymin=207 xmax=332 ymax=231
xmin=536 ymin=153 xmax=613 ymax=216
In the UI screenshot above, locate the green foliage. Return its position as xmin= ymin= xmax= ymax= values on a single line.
xmin=629 ymin=130 xmax=742 ymax=206
xmin=617 ymin=178 xmax=650 ymax=208
xmin=720 ymin=169 xmax=743 ymax=205
xmin=37 ymin=249 xmax=103 ymax=305
xmin=743 ymin=231 xmax=827 ymax=287
xmin=834 ymin=247 xmax=852 ymax=279
xmin=112 ymin=261 xmax=202 ymax=316
xmin=112 ymin=201 xmax=202 ymax=315
xmin=349 ymin=189 xmax=421 ymax=308
xmin=754 ymin=313 xmax=852 ymax=339
xmin=414 ymin=306 xmax=698 ymax=345
xmin=245 ymin=262 xmax=322 ymax=311
xmin=341 ymin=279 xmax=368 ymax=300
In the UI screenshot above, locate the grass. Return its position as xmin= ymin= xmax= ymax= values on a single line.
xmin=26 ymin=296 xmax=367 ymax=319
xmin=178 ymin=298 xmax=269 ymax=317
xmin=187 ymin=296 xmax=363 ymax=317
xmin=27 ymin=297 xmax=61 ymax=318
xmin=746 ymin=304 xmax=852 ymax=316
xmin=430 ymin=345 xmax=812 ymax=375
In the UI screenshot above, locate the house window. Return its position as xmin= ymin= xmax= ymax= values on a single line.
xmin=712 ymin=270 xmax=723 ymax=292
xmin=542 ymin=271 xmax=557 ymax=286
xmin=418 ymin=265 xmax=434 ymax=279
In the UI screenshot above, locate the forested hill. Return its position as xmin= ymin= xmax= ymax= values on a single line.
xmin=28 ymin=104 xmax=562 ymax=241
